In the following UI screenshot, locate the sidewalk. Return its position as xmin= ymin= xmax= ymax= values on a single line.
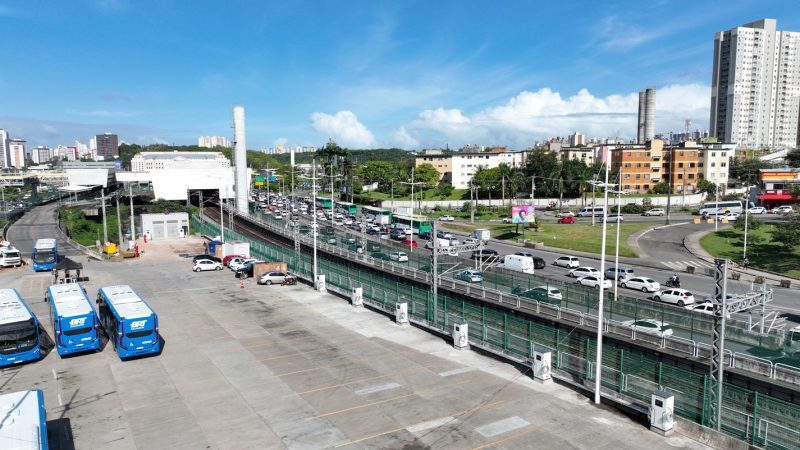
xmin=683 ymin=229 xmax=798 ymax=287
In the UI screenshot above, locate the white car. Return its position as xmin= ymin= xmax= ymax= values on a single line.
xmin=621 ymin=319 xmax=674 ymax=337
xmin=653 ymin=288 xmax=695 ymax=307
xmin=771 ymin=205 xmax=793 ymax=214
xmin=619 ymin=277 xmax=660 ymax=293
xmin=717 ymin=212 xmax=739 ymax=222
xmin=193 ymin=259 xmax=223 ymax=272
xmin=568 ymin=266 xmax=599 ymax=278
xmin=644 ymin=208 xmax=665 ymax=216
xmin=344 ymin=218 xmax=354 ymax=225
xmin=688 ymin=301 xmax=731 ymax=318
xmin=230 ymin=258 xmax=256 ymax=271
xmin=439 ymin=215 xmax=455 ymax=222
xmin=556 ymin=211 xmax=574 ymax=218
xmin=576 ymin=275 xmax=612 ymax=289
xmin=604 ymin=214 xmax=624 ymax=223
xmin=502 ymin=217 xmax=513 ymax=223
xmin=748 ymin=206 xmax=766 ymax=214
xmin=389 ymin=251 xmax=408 ymax=262
xmin=553 ymin=256 xmax=580 ymax=268
xmin=530 ymin=285 xmax=562 ymax=301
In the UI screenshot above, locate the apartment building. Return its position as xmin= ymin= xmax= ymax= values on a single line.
xmin=663 ymin=142 xmax=701 ymax=194
xmin=560 ymin=146 xmax=596 ymax=166
xmin=131 ymin=151 xmax=230 ymax=172
xmin=415 ymin=150 xmax=526 ymax=189
xmin=610 ymin=140 xmax=663 ymax=193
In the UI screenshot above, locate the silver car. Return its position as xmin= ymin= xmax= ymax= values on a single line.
xmin=258 ymin=271 xmax=293 ymax=285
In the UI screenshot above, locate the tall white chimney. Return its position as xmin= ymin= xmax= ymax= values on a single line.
xmin=232 ymin=105 xmax=249 ymax=213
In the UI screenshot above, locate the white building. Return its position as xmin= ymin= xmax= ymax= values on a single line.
xmin=699 ymin=142 xmax=736 ymax=187
xmin=0 ymin=130 xmax=9 ymax=169
xmin=8 ymin=139 xmax=26 ymax=169
xmin=710 ymin=18 xmax=800 ymax=150
xmin=198 ymin=135 xmax=230 ymax=148
xmin=131 ymin=151 xmax=230 ymax=172
xmin=569 ymin=132 xmax=585 ymax=147
xmin=31 ymin=146 xmax=53 ymax=164
xmin=418 ymin=151 xmax=527 ymax=189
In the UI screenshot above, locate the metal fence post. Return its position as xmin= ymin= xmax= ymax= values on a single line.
xmin=658 ymin=361 xmax=663 ymax=388
xmin=751 ymin=391 xmax=759 ymax=446
xmin=618 ymin=348 xmax=625 ymax=393
xmin=503 ymin=313 xmax=509 ymax=351
xmin=482 ymin=305 xmax=487 ymax=340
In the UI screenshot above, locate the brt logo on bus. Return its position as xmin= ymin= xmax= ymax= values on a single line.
xmin=69 ymin=317 xmax=87 ymax=327
xmin=130 ymin=320 xmax=147 ymax=330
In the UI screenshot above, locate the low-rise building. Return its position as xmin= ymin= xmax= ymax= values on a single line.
xmin=560 ymin=146 xmax=597 ymax=166
xmin=758 ymin=168 xmax=800 ymax=208
xmin=416 ymin=150 xmax=527 ymax=189
xmin=611 ymin=140 xmax=663 ymax=193
xmin=131 ymin=151 xmax=230 ymax=172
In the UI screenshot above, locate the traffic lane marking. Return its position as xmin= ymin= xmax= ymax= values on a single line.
xmin=469 ymin=424 xmax=549 ymax=450
xmin=333 ymin=399 xmax=506 ymax=448
xmin=306 ymin=379 xmax=472 ymax=420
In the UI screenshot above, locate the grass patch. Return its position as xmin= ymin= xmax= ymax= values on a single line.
xmin=700 ymin=224 xmax=800 ymax=279
xmin=443 ymin=222 xmax=651 ymax=257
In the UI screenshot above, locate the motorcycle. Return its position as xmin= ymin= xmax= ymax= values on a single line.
xmin=281 ymin=276 xmax=297 ymax=286
xmin=665 ymin=278 xmax=681 ymax=288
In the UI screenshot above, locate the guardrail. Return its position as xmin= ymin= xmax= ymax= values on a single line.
xmin=196 ymin=213 xmax=800 ymax=448
xmin=216 ymin=208 xmax=800 ymax=389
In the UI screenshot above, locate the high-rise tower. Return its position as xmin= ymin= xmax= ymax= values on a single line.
xmin=637 ymin=88 xmax=656 ymax=144
xmin=710 ymin=19 xmax=800 ymax=149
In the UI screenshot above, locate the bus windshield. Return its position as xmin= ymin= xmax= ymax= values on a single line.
xmin=0 ymin=319 xmax=38 ymax=355
xmin=33 ymin=250 xmax=55 ymax=264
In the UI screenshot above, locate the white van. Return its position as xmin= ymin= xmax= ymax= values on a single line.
xmin=576 ymin=206 xmax=605 ymax=217
xmin=472 ymin=229 xmax=491 ymax=242
xmin=497 ymin=254 xmax=534 ymax=274
xmin=0 ymin=245 xmax=21 ymax=267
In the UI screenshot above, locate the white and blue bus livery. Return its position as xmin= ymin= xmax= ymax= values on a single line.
xmin=0 ymin=390 xmax=49 ymax=449
xmin=32 ymin=238 xmax=58 ymax=272
xmin=96 ymin=285 xmax=160 ymax=359
xmin=0 ymin=289 xmax=42 ymax=367
xmin=698 ymin=200 xmax=744 ymax=216
xmin=45 ymin=283 xmax=101 ymax=356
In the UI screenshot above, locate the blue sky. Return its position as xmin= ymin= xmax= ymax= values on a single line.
xmin=1 ymin=0 xmax=798 ymax=150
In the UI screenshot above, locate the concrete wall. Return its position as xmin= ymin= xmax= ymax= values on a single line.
xmin=382 ymin=192 xmax=710 ymax=210
xmin=141 ymin=212 xmax=189 ymax=241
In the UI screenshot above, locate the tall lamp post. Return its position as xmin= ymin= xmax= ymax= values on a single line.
xmin=743 ymin=185 xmax=751 ymax=264
xmin=301 ymin=160 xmax=321 ymax=289
xmin=611 ymin=175 xmax=623 ymax=302
xmin=589 ymin=161 xmax=613 ymax=405
xmin=400 ymin=168 xmax=426 ymax=254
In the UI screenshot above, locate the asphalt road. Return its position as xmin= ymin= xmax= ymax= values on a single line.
xmin=6 ymin=201 xmax=82 ymax=263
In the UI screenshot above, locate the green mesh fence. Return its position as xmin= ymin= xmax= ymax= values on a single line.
xmin=194 ymin=216 xmax=800 ymax=449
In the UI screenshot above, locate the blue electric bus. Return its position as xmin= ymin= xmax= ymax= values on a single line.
xmin=45 ymin=283 xmax=101 ymax=356
xmin=0 ymin=389 xmax=49 ymax=449
xmin=0 ymin=289 xmax=43 ymax=367
xmin=32 ymin=238 xmax=58 ymax=272
xmin=96 ymin=285 xmax=160 ymax=359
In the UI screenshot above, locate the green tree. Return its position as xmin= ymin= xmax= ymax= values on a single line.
xmin=770 ymin=215 xmax=800 ymax=250
xmin=650 ymin=182 xmax=671 ymax=194
xmin=436 ymin=184 xmax=454 ymax=199
xmin=729 ymin=157 xmax=772 ymax=185
xmin=733 ymin=214 xmax=762 ymax=231
xmin=525 ymin=148 xmax=560 ymax=196
xmin=356 ymin=161 xmax=397 ymax=193
xmin=786 ymin=148 xmax=800 ymax=166
xmin=412 ymin=163 xmax=441 ymax=189
xmin=695 ymin=178 xmax=717 ymax=196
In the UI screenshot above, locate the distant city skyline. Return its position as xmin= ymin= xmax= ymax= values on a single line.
xmin=1 ymin=1 xmax=798 ymax=150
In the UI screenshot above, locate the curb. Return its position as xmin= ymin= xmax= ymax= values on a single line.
xmin=682 ymin=227 xmax=799 ymax=286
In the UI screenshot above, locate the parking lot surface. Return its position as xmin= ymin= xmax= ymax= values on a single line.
xmin=0 ymin=237 xmax=710 ymax=449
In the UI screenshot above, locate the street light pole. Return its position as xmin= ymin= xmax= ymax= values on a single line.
xmin=591 ymin=173 xmax=598 ymax=226
xmin=302 ymin=160 xmax=321 ymax=289
xmin=666 ymin=149 xmax=672 ymax=226
xmin=400 ymin=169 xmax=426 ymax=254
xmin=613 ymin=174 xmax=622 ymax=302
xmin=594 ymin=162 xmax=611 ymax=405
xmin=743 ymin=185 xmax=750 ymax=264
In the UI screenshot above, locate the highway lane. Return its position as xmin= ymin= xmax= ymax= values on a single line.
xmin=6 ymin=201 xmax=82 ymax=263
xmin=250 ymin=204 xmax=799 ymax=329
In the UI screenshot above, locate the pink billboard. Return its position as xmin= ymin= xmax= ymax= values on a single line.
xmin=511 ymin=205 xmax=535 ymax=224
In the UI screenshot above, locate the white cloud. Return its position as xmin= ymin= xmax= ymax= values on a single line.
xmin=273 ymin=137 xmax=288 ymax=147
xmin=396 ymin=84 xmax=710 ymax=149
xmin=309 ymin=110 xmax=375 ymax=148
xmin=389 ymin=126 xmax=418 ymax=149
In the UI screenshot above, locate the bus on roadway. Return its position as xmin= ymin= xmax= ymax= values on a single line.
xmin=97 ymin=285 xmax=160 ymax=359
xmin=335 ymin=201 xmax=359 ymax=215
xmin=391 ymin=214 xmax=433 ymax=235
xmin=361 ymin=206 xmax=392 ymax=225
xmin=0 ymin=289 xmax=43 ymax=367
xmin=314 ymin=197 xmax=333 ymax=209
xmin=0 ymin=390 xmax=49 ymax=449
xmin=45 ymin=283 xmax=101 ymax=356
xmin=698 ymin=200 xmax=744 ymax=216
xmin=32 ymin=238 xmax=58 ymax=271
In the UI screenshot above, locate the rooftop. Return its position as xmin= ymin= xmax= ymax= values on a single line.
xmin=0 ymin=289 xmax=32 ymax=325
xmin=135 ymin=151 xmax=226 ymax=160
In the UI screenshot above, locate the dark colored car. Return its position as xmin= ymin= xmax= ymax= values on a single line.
xmin=390 ymin=229 xmax=407 ymax=240
xmin=514 ymin=252 xmax=546 ymax=269
xmin=193 ymin=254 xmax=221 ymax=263
xmin=471 ymin=249 xmax=498 ymax=260
xmin=418 ymin=231 xmax=431 ymax=240
xmin=235 ymin=262 xmax=255 ymax=278
xmin=321 ymin=226 xmax=335 ymax=235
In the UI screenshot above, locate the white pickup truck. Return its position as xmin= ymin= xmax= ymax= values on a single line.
xmin=0 ymin=242 xmax=22 ymax=267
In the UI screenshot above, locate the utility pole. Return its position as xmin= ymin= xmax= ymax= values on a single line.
xmin=391 ymin=180 xmax=394 ymax=212
xmin=591 ymin=173 xmax=598 ymax=226
xmin=501 ymin=175 xmax=506 ymax=206
xmin=115 ymin=194 xmax=123 ymax=249
xmin=100 ymin=188 xmax=108 ymax=243
xmin=665 ymin=148 xmax=672 ymax=225
xmin=219 ymin=188 xmax=225 ymax=242
xmin=470 ymin=184 xmax=475 ymax=225
xmin=129 ymin=184 xmax=135 ymax=242
xmin=530 ymin=176 xmax=536 ymax=207
xmin=743 ymin=185 xmax=750 ymax=264
xmin=594 ymin=162 xmax=611 ymax=405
